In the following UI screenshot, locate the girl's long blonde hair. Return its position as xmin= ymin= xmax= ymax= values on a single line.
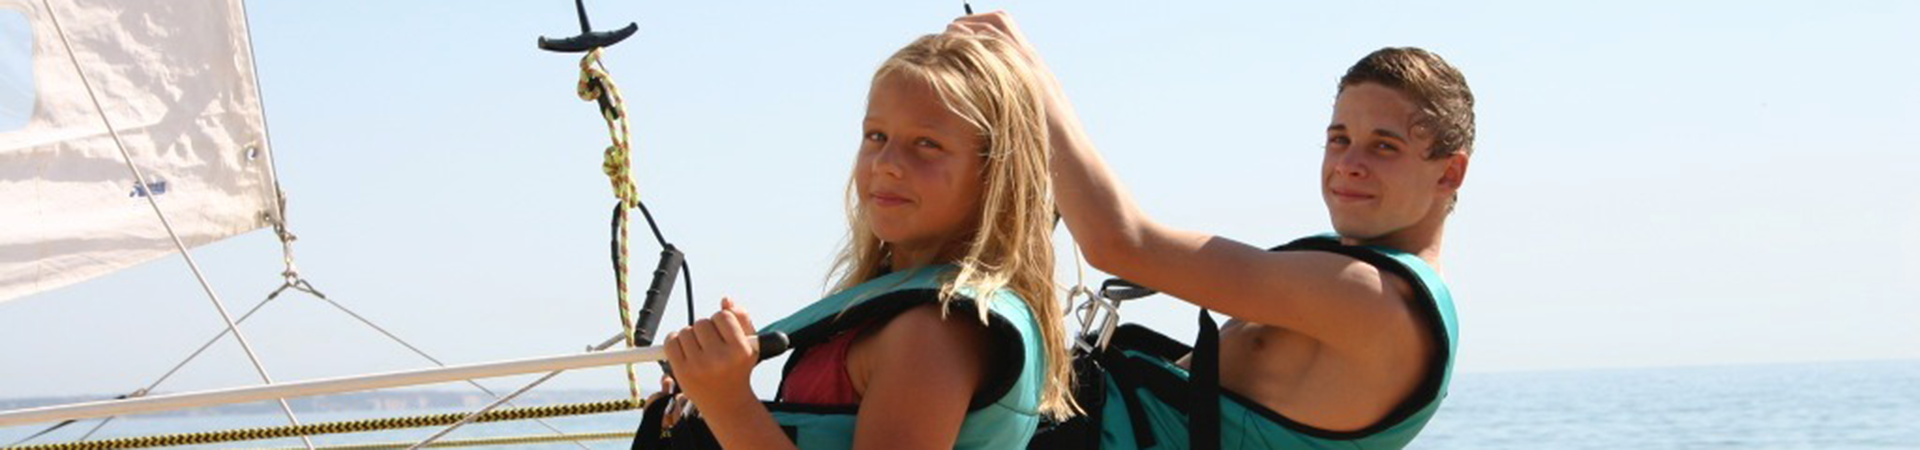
xmin=828 ymin=32 xmax=1076 ymax=420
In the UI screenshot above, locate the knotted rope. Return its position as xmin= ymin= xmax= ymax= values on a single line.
xmin=576 ymin=48 xmax=644 ymax=406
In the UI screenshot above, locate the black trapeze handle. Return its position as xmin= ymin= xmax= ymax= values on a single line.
xmin=631 ymin=245 xmax=683 ymax=347
xmin=635 ymin=246 xmax=791 ymax=377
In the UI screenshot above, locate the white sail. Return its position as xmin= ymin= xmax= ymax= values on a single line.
xmin=0 ymin=0 xmax=276 ymax=304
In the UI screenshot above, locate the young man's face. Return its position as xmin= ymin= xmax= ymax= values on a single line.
xmin=1322 ymin=82 xmax=1461 ymax=240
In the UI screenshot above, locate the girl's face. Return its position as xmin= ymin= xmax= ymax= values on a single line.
xmin=856 ymin=73 xmax=986 ymax=264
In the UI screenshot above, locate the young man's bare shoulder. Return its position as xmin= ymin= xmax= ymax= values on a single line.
xmin=1262 ymin=250 xmax=1416 ymax=308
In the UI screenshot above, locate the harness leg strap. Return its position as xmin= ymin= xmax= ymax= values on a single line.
xmin=1190 ymin=309 xmax=1221 ymax=450
xmin=631 ymin=396 xmax=671 ymax=450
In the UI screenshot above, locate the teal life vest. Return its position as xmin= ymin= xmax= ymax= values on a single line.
xmin=1031 ymin=234 xmax=1460 ymax=450
xmin=635 ymin=264 xmax=1049 ymax=450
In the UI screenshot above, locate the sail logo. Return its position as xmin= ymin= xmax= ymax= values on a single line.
xmin=130 ymin=180 xmax=169 ymax=198
xmin=0 ymin=9 xmax=31 ymax=132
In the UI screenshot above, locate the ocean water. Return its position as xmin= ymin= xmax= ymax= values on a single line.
xmin=5 ymin=360 xmax=1915 ymax=449
xmin=1415 ymin=360 xmax=1920 ymax=450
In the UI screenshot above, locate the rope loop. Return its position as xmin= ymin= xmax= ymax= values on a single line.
xmin=579 ymin=49 xmax=638 ymax=207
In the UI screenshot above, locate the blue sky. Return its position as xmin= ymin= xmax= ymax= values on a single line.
xmin=2 ymin=0 xmax=1916 ymax=401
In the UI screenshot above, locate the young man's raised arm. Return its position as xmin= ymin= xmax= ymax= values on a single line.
xmin=948 ymin=13 xmax=1416 ymax=348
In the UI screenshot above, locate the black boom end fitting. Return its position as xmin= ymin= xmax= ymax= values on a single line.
xmin=537 ymin=0 xmax=638 ymax=53
xmin=537 ymin=23 xmax=637 ymax=53
xmin=1101 ymin=278 xmax=1158 ymax=302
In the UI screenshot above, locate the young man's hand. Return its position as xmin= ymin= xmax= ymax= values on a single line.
xmin=947 ymin=9 xmax=1099 ymax=194
xmin=947 ymin=11 xmax=1064 ymax=98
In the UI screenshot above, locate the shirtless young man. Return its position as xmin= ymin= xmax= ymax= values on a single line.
xmin=952 ymin=13 xmax=1473 ymax=448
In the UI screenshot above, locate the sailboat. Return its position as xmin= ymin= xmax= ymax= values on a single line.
xmin=0 ymin=0 xmax=766 ymax=447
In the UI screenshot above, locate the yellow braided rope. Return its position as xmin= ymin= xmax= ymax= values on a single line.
xmin=10 ymin=399 xmax=643 ymax=450
xmin=579 ymin=48 xmax=638 ymax=207
xmin=253 ymin=430 xmax=633 ymax=450
xmin=576 ymin=48 xmax=645 ymax=407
